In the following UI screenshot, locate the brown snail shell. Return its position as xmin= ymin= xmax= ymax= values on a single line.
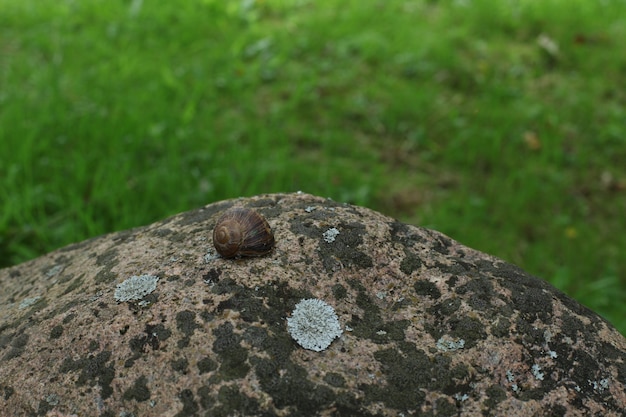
xmin=213 ymin=207 xmax=275 ymax=258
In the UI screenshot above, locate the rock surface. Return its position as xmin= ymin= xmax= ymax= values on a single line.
xmin=1 ymin=192 xmax=625 ymax=417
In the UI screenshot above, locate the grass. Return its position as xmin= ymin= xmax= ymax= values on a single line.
xmin=1 ymin=0 xmax=624 ymax=335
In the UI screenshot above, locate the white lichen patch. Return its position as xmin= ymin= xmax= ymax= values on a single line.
xmin=46 ymin=264 xmax=65 ymax=278
xmin=322 ymin=227 xmax=340 ymax=243
xmin=45 ymin=394 xmax=60 ymax=406
xmin=204 ymin=248 xmax=220 ymax=263
xmin=19 ymin=296 xmax=41 ymax=310
xmin=531 ymin=364 xmax=544 ymax=381
xmin=454 ymin=393 xmax=469 ymax=402
xmin=506 ymin=369 xmax=515 ymax=382
xmin=436 ymin=336 xmax=465 ymax=352
xmin=287 ymin=298 xmax=342 ymax=352
xmin=543 ymin=329 xmax=553 ymax=343
xmin=114 ymin=274 xmax=159 ymax=302
xmin=590 ymin=378 xmax=609 ymax=393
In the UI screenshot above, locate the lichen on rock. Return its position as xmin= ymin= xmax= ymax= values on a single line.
xmin=287 ymin=298 xmax=342 ymax=352
xmin=113 ymin=274 xmax=159 ymax=302
xmin=0 ymin=192 xmax=625 ymax=417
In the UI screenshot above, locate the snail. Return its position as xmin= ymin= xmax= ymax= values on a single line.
xmin=212 ymin=207 xmax=275 ymax=258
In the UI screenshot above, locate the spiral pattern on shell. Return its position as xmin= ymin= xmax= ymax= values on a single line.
xmin=212 ymin=207 xmax=275 ymax=258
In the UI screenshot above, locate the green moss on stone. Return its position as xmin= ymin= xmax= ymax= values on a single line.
xmin=62 ymin=274 xmax=85 ymax=295
xmin=447 ymin=316 xmax=486 ymax=348
xmin=198 ymin=357 xmax=217 ymax=374
xmin=413 ymin=280 xmax=441 ymax=299
xmin=364 ymin=341 xmax=471 ymax=412
xmin=60 ymin=351 xmax=115 ymax=399
xmin=332 ymin=284 xmax=347 ymax=300
xmin=324 ymin=372 xmax=346 ymax=387
xmin=435 ymin=397 xmax=458 ymax=416
xmin=400 ymin=253 xmax=422 ymax=275
xmin=175 ymin=389 xmax=199 ymax=417
xmin=175 ymin=310 xmax=199 ymax=348
xmin=95 ymin=249 xmax=119 ymax=268
xmin=123 ymin=375 xmax=151 ymax=402
xmin=484 ymin=384 xmax=507 ymax=408
xmin=197 ymin=385 xmax=215 ymax=409
xmin=212 ymin=323 xmax=250 ymax=380
xmin=171 ymin=358 xmax=189 ymax=374
xmin=94 ymin=267 xmax=117 ymax=284
xmin=215 ymin=384 xmax=261 ymax=416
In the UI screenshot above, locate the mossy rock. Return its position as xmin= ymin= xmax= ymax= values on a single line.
xmin=1 ymin=193 xmax=625 ymax=416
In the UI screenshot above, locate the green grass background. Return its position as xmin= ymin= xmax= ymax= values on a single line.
xmin=1 ymin=0 xmax=624 ymax=335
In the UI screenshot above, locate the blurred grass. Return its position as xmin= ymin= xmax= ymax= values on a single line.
xmin=0 ymin=0 xmax=624 ymax=335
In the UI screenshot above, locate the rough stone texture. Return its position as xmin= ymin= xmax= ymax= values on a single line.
xmin=1 ymin=192 xmax=625 ymax=417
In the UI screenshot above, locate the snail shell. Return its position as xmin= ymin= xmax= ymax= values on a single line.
xmin=213 ymin=207 xmax=275 ymax=258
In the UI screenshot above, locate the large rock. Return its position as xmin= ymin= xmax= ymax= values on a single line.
xmin=1 ymin=192 xmax=624 ymax=417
